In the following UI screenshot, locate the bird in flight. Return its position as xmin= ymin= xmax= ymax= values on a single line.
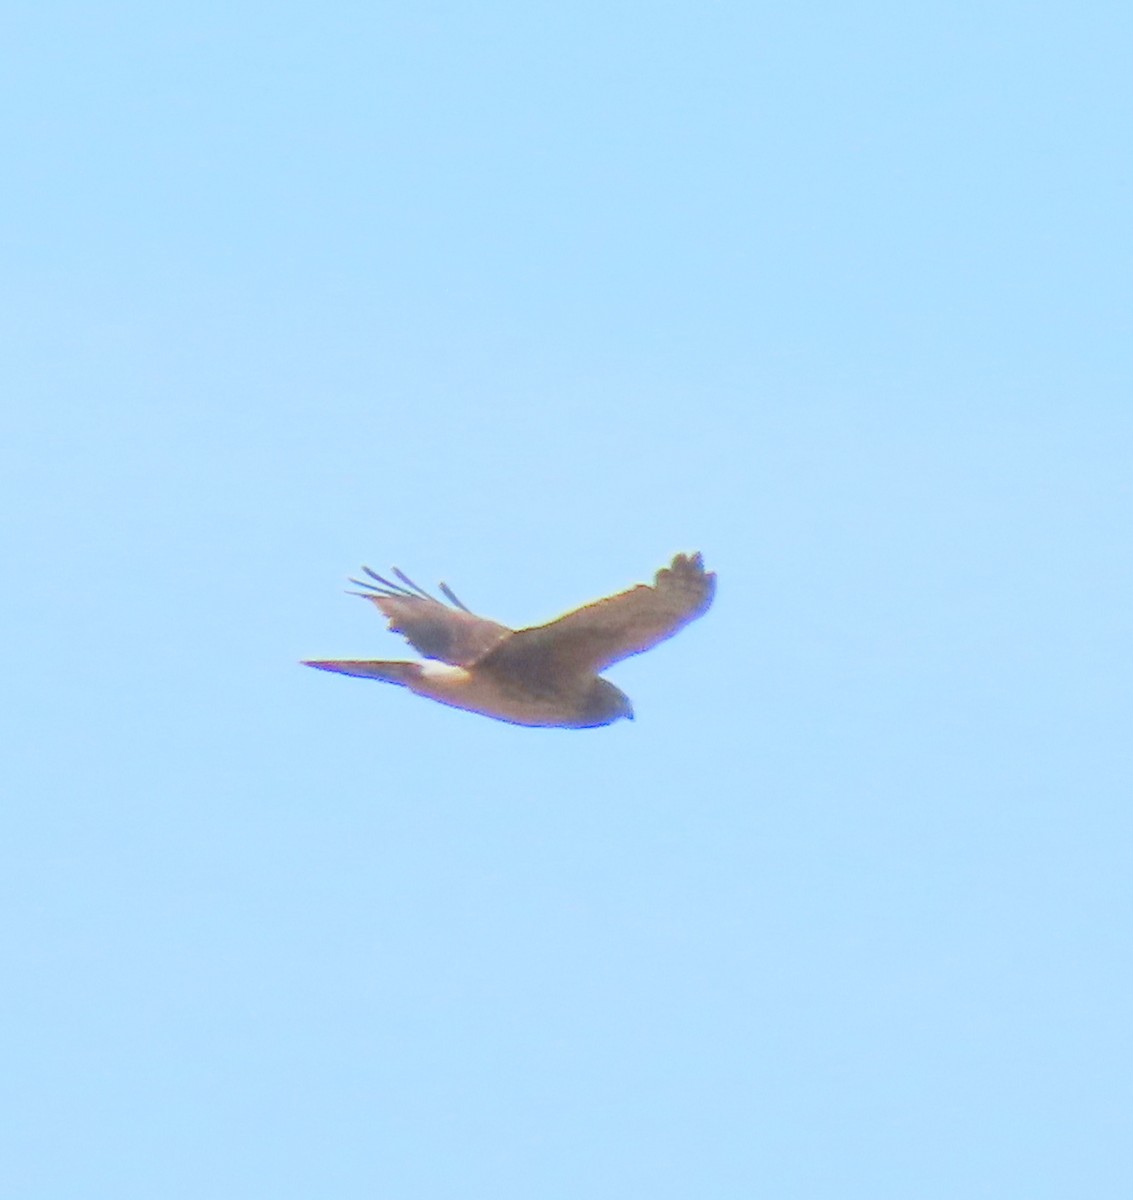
xmin=304 ymin=552 xmax=716 ymax=728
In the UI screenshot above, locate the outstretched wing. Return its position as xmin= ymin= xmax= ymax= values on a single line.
xmin=349 ymin=567 xmax=511 ymax=666
xmin=480 ymin=552 xmax=715 ymax=681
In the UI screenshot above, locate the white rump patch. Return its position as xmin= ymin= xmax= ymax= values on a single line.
xmin=418 ymin=662 xmax=470 ymax=682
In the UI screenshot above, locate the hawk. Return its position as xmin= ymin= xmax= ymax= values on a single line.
xmin=304 ymin=552 xmax=716 ymax=728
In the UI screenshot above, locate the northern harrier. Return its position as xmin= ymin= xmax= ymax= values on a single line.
xmin=304 ymin=552 xmax=716 ymax=728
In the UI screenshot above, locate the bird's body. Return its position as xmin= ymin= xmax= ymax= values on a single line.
xmin=304 ymin=552 xmax=715 ymax=728
xmin=349 ymin=660 xmax=626 ymax=728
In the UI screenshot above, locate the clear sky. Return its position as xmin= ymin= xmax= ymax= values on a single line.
xmin=4 ymin=3 xmax=1131 ymax=1197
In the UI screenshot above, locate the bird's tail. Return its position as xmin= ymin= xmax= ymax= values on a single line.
xmin=302 ymin=660 xmax=420 ymax=686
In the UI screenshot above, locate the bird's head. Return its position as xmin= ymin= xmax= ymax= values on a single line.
xmin=579 ymin=678 xmax=634 ymax=727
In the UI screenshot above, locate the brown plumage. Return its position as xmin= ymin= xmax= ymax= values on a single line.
xmin=304 ymin=553 xmax=716 ymax=728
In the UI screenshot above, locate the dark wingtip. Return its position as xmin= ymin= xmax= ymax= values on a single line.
xmin=439 ymin=581 xmax=471 ymax=612
xmin=359 ymin=566 xmax=413 ymax=596
xmin=346 ymin=564 xmax=468 ymax=611
xmin=673 ymin=551 xmax=713 ymax=583
xmin=391 ymin=568 xmax=438 ymax=601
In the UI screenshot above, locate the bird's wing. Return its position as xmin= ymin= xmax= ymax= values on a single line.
xmin=479 ymin=552 xmax=715 ymax=681
xmin=349 ymin=567 xmax=511 ymax=666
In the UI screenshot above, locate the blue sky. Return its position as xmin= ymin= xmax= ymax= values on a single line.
xmin=3 ymin=3 xmax=1132 ymax=1197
